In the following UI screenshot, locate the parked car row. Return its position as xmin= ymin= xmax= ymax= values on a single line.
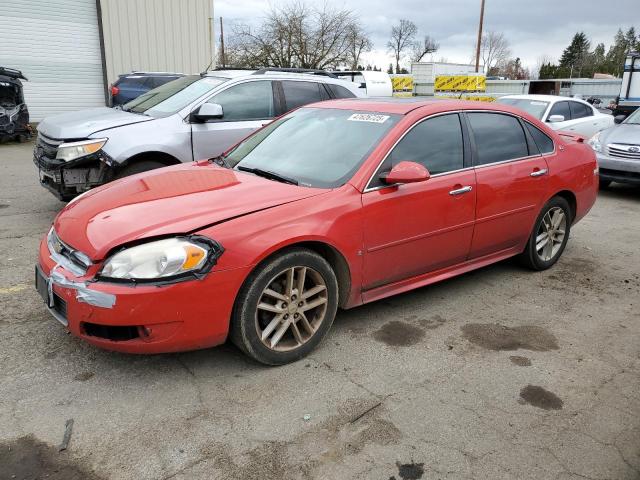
xmin=35 ymin=96 xmax=599 ymax=364
xmin=34 ymin=69 xmax=365 ymax=200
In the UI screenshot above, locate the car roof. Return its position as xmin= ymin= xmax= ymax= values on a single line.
xmin=307 ymin=98 xmax=513 ymax=115
xmin=499 ymin=94 xmax=590 ymax=104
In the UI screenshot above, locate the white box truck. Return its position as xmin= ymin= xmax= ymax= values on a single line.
xmin=616 ymin=52 xmax=640 ymax=117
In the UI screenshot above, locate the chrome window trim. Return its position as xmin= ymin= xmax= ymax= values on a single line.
xmin=363 ymin=109 xmax=555 ymax=193
xmin=363 ymin=110 xmax=466 ymax=193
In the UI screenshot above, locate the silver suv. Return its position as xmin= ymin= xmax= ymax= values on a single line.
xmin=33 ymin=69 xmax=364 ymax=200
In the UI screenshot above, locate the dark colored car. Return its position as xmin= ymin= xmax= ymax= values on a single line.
xmin=0 ymin=66 xmax=31 ymax=143
xmin=109 ymin=72 xmax=183 ymax=106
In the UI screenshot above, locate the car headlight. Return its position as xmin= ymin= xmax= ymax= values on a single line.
xmin=56 ymin=138 xmax=108 ymax=162
xmin=99 ymin=236 xmax=223 ymax=283
xmin=587 ymin=132 xmax=602 ymax=153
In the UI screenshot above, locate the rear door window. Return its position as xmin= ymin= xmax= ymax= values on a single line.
xmin=467 ymin=113 xmax=529 ymax=165
xmin=547 ymin=101 xmax=570 ymax=122
xmin=281 ymin=81 xmax=325 ymax=110
xmin=569 ymin=101 xmax=593 ymax=119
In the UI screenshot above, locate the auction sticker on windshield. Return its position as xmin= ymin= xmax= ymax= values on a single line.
xmin=347 ymin=113 xmax=390 ymax=123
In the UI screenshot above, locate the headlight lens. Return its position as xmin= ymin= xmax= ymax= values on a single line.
xmin=99 ymin=237 xmax=220 ymax=281
xmin=56 ymin=138 xmax=108 ymax=162
xmin=587 ymin=132 xmax=602 ymax=153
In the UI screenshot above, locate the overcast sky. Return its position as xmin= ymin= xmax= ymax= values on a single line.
xmin=216 ymin=0 xmax=639 ymax=71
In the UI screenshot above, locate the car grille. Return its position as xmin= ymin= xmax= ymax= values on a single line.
xmin=607 ymin=144 xmax=640 ymax=160
xmin=0 ymin=115 xmax=8 ymax=126
xmin=36 ymin=132 xmax=64 ymax=159
xmin=48 ymin=229 xmax=92 ymax=275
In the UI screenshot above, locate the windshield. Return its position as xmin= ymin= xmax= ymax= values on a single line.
xmin=496 ymin=98 xmax=549 ymax=120
xmin=226 ymin=108 xmax=400 ymax=188
xmin=624 ymin=108 xmax=640 ymax=124
xmin=122 ymin=75 xmax=226 ymax=118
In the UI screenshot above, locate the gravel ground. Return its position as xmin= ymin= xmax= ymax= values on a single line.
xmin=1 ymin=140 xmax=639 ymax=480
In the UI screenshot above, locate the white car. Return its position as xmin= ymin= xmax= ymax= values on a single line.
xmin=496 ymin=94 xmax=614 ymax=138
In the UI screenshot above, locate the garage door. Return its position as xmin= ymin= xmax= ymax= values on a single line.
xmin=0 ymin=0 xmax=106 ymax=122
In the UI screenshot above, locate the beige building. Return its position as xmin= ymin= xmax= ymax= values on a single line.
xmin=0 ymin=0 xmax=215 ymax=121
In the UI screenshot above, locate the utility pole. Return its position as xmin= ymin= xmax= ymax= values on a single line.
xmin=474 ymin=0 xmax=486 ymax=73
xmin=219 ymin=17 xmax=226 ymax=68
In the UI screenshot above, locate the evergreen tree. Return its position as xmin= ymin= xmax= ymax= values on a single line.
xmin=559 ymin=32 xmax=591 ymax=77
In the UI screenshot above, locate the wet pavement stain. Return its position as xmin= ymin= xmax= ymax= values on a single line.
xmin=509 ymin=355 xmax=532 ymax=366
xmin=519 ymin=385 xmax=564 ymax=410
xmin=419 ymin=314 xmax=447 ymax=330
xmin=389 ymin=460 xmax=425 ymax=480
xmin=461 ymin=323 xmax=559 ymax=351
xmin=0 ymin=435 xmax=102 ymax=480
xmin=373 ymin=321 xmax=425 ymax=346
xmin=73 ymin=371 xmax=95 ymax=382
xmin=0 ymin=204 xmax=8 ymax=209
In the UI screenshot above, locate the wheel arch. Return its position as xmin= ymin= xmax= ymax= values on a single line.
xmin=551 ymin=190 xmax=577 ymax=223
xmin=244 ymin=239 xmax=353 ymax=309
xmin=121 ymin=151 xmax=182 ymax=169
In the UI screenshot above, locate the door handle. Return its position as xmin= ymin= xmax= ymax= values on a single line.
xmin=449 ymin=186 xmax=473 ymax=196
xmin=530 ymin=169 xmax=548 ymax=177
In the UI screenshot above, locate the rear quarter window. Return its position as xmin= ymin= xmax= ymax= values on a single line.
xmin=525 ymin=122 xmax=555 ymax=154
xmin=327 ymin=84 xmax=356 ymax=99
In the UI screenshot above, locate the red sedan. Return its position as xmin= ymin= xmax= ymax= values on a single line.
xmin=36 ymin=99 xmax=598 ymax=364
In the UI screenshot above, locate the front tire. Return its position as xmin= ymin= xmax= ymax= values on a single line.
xmin=230 ymin=248 xmax=339 ymax=365
xmin=519 ymin=196 xmax=571 ymax=271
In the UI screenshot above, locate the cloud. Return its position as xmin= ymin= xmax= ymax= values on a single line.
xmin=216 ymin=0 xmax=640 ymax=69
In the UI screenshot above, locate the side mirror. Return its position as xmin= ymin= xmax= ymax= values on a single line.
xmin=548 ymin=114 xmax=565 ymax=123
xmin=193 ymin=103 xmax=223 ymax=122
xmin=614 ymin=115 xmax=626 ymax=124
xmin=381 ymin=161 xmax=430 ymax=185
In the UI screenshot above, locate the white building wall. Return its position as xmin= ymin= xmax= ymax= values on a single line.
xmin=100 ymin=0 xmax=214 ymax=85
xmin=0 ymin=0 xmax=105 ymax=121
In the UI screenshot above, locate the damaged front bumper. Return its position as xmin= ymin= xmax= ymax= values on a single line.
xmin=36 ymin=234 xmax=249 ymax=354
xmin=33 ymin=140 xmax=117 ymax=200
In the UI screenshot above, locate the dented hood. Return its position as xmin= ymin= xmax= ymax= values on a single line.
xmin=54 ymin=162 xmax=326 ymax=260
xmin=38 ymin=107 xmax=152 ymax=139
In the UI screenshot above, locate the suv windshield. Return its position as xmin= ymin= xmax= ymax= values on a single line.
xmin=122 ymin=75 xmax=226 ymax=118
xmin=496 ymin=98 xmax=549 ymax=119
xmin=226 ymin=108 xmax=400 ymax=188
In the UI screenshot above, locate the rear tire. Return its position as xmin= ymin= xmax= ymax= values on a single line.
xmin=230 ymin=248 xmax=339 ymax=365
xmin=115 ymin=160 xmax=168 ymax=179
xmin=519 ymin=196 xmax=571 ymax=271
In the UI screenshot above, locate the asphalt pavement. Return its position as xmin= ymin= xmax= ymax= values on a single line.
xmin=1 ymin=140 xmax=639 ymax=480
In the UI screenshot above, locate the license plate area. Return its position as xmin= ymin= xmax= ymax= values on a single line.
xmin=35 ymin=266 xmax=68 ymax=326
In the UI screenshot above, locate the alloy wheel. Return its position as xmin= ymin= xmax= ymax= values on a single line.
xmin=536 ymin=206 xmax=567 ymax=262
xmin=255 ymin=266 xmax=328 ymax=352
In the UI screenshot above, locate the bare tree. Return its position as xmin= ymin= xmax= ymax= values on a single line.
xmin=229 ymin=2 xmax=369 ymax=70
xmin=387 ymin=19 xmax=417 ymax=73
xmin=345 ymin=24 xmax=372 ymax=70
xmin=410 ymin=35 xmax=439 ymax=62
xmin=475 ymin=31 xmax=511 ymax=74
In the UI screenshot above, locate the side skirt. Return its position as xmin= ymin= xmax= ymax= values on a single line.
xmin=361 ymin=247 xmax=521 ymax=305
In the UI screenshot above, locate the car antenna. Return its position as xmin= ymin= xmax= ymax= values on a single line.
xmin=200 ymin=59 xmax=214 ymax=77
